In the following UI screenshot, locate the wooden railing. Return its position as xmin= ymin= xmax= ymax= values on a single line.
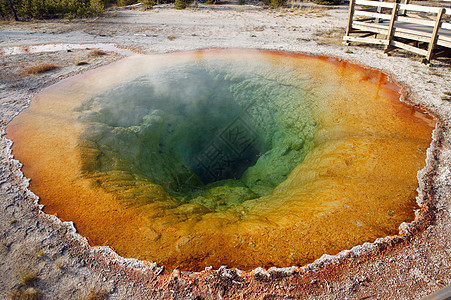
xmin=343 ymin=0 xmax=451 ymax=63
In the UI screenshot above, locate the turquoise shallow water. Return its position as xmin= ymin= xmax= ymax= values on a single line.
xmin=77 ymin=59 xmax=317 ymax=210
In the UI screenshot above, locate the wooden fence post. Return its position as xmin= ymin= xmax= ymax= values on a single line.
xmin=376 ymin=0 xmax=383 ymax=23
xmin=344 ymin=0 xmax=356 ymax=45
xmin=384 ymin=3 xmax=399 ymax=54
xmin=399 ymin=0 xmax=410 ymax=16
xmin=425 ymin=8 xmax=445 ymax=63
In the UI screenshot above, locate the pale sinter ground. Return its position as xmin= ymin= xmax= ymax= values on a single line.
xmin=0 ymin=2 xmax=450 ymax=299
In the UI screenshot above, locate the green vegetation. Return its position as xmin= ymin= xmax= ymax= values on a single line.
xmin=0 ymin=0 xmax=104 ymax=20
xmin=116 ymin=0 xmax=136 ymax=6
xmin=141 ymin=0 xmax=154 ymax=10
xmin=0 ymin=0 xmax=339 ymax=19
xmin=174 ymin=0 xmax=186 ymax=9
xmin=260 ymin=0 xmax=286 ymax=7
xmin=269 ymin=0 xmax=287 ymax=7
xmin=0 ymin=0 xmax=299 ymax=18
xmin=313 ymin=0 xmax=340 ymax=5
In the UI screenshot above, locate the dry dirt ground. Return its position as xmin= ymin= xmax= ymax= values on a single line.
xmin=0 ymin=2 xmax=450 ymax=299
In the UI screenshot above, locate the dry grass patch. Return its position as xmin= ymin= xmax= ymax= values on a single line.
xmin=84 ymin=290 xmax=108 ymax=300
xmin=88 ymin=49 xmax=107 ymax=56
xmin=22 ymin=64 xmax=58 ymax=75
xmin=290 ymin=6 xmax=330 ymax=16
xmin=21 ymin=272 xmax=38 ymax=286
xmin=442 ymin=91 xmax=451 ymax=101
xmin=74 ymin=56 xmax=88 ymax=66
xmin=314 ymin=27 xmax=344 ymax=38
xmin=313 ymin=27 xmax=345 ymax=45
xmin=10 ymin=272 xmax=40 ymax=300
xmin=75 ymin=60 xmax=88 ymax=66
xmin=10 ymin=288 xmax=40 ymax=300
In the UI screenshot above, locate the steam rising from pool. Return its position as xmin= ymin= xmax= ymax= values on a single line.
xmin=77 ymin=60 xmax=316 ymax=208
xmin=7 ymin=50 xmax=435 ymax=271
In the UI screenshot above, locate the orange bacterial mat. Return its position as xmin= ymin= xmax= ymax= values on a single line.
xmin=7 ymin=49 xmax=436 ymax=271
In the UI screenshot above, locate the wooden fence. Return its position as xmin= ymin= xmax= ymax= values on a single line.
xmin=343 ymin=0 xmax=451 ymax=63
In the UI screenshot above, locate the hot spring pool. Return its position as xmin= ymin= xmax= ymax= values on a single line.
xmin=6 ymin=49 xmax=436 ymax=271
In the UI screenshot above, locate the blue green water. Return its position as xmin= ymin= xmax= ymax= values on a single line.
xmin=77 ymin=59 xmax=317 ymax=210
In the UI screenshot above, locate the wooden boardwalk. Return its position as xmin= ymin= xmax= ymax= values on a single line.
xmin=343 ymin=0 xmax=451 ymax=63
